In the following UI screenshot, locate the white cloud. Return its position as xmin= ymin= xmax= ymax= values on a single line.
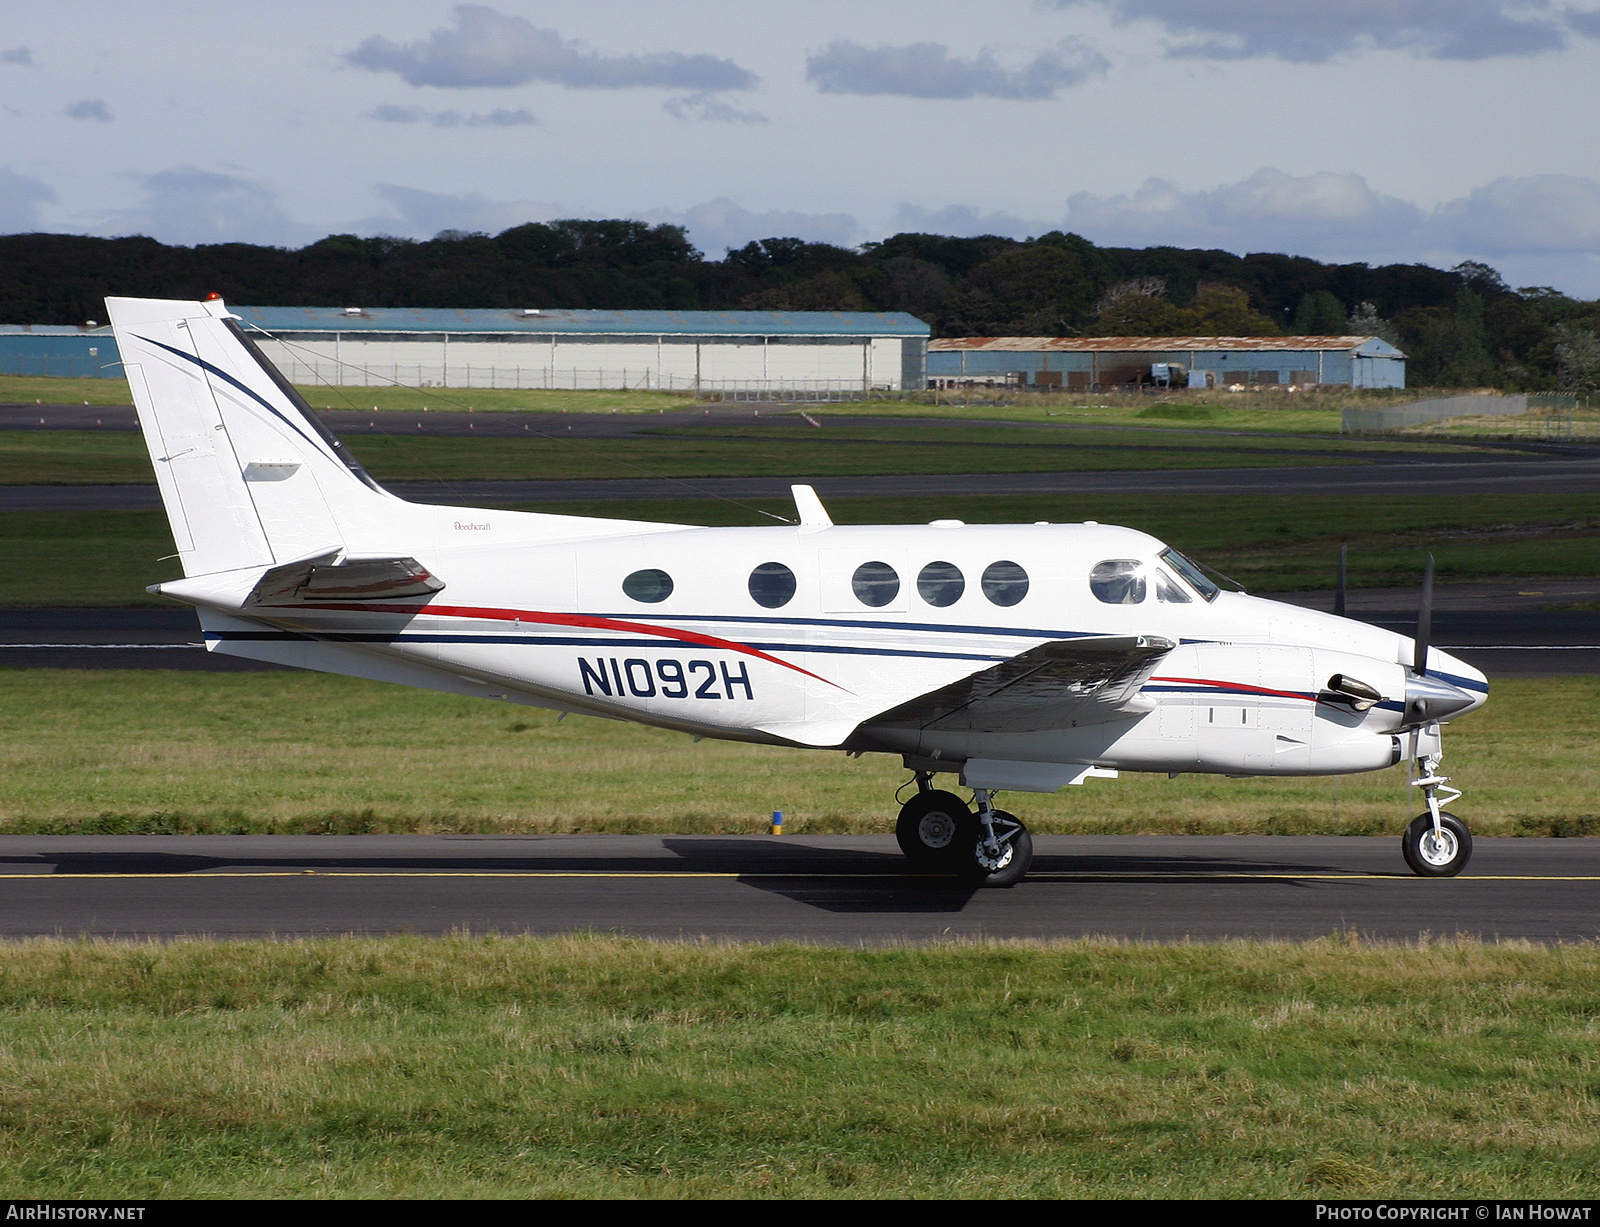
xmin=640 ymin=198 xmax=859 ymax=255
xmin=1050 ymin=0 xmax=1581 ymax=61
xmin=357 ymin=184 xmax=565 ymax=238
xmin=1062 ymin=168 xmax=1425 ymax=254
xmin=806 ymin=38 xmax=1105 ymax=99
xmin=95 ymin=167 xmax=311 ymax=246
xmin=0 ymin=47 xmax=32 ymax=66
xmin=346 ymin=4 xmax=756 ymax=91
xmin=1432 ymin=175 xmax=1600 ymax=254
xmin=63 ymin=99 xmax=113 ymax=122
xmin=889 ymin=202 xmax=1054 ymax=239
xmin=0 ymin=167 xmax=56 ymax=233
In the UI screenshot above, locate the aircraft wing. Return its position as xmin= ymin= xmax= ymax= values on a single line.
xmin=866 ymin=634 xmax=1175 ymax=734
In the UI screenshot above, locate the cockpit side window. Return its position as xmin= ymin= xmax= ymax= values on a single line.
xmin=1159 ymin=548 xmax=1220 ymax=602
xmin=1090 ymin=559 xmax=1146 ymax=604
xmin=1154 ymin=568 xmax=1192 ymax=603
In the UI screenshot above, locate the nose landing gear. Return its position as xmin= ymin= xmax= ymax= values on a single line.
xmin=1403 ymin=751 xmax=1470 ymax=877
xmin=895 ymin=774 xmax=1035 ymax=887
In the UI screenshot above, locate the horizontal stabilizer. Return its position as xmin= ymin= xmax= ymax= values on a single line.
xmin=246 ymin=553 xmax=444 ymax=607
xmin=867 ymin=634 xmax=1175 ymax=735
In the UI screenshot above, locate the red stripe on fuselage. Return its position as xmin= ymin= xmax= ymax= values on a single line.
xmin=1149 ymin=675 xmax=1317 ymax=702
xmin=270 ymin=601 xmax=849 ymax=691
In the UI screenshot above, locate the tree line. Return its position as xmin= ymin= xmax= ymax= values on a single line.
xmin=3 ymin=221 xmax=1598 ymax=391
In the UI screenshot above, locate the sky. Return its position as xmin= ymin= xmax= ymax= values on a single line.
xmin=4 ymin=1 xmax=1600 ymax=294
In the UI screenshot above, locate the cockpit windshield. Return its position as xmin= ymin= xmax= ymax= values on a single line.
xmin=1159 ymin=548 xmax=1220 ymax=602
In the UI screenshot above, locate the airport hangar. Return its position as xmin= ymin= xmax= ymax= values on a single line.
xmin=927 ymin=335 xmax=1408 ymax=390
xmin=2 ymin=308 xmax=932 ymax=393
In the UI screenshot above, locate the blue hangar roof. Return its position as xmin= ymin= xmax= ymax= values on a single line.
xmin=231 ymin=305 xmax=930 ymax=338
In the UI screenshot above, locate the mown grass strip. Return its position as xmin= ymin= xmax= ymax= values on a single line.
xmin=0 ymin=933 xmax=1594 ymax=1198
xmin=0 ymin=425 xmax=1394 ymax=486
xmin=0 ymin=670 xmax=1591 ymax=837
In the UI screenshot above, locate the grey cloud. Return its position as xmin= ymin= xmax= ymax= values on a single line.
xmin=662 ymin=92 xmax=767 ymax=124
xmin=64 ymin=99 xmax=113 ymax=122
xmin=96 ymin=167 xmax=312 ymax=246
xmin=1052 ymin=1 xmax=1573 ymax=61
xmin=1 ymin=47 xmax=32 ymax=66
xmin=359 ymin=184 xmax=565 ymax=238
xmin=1062 ymin=168 xmax=1426 ymax=254
xmin=806 ymin=38 xmax=1105 ymax=99
xmin=890 ymin=202 xmax=1053 ymax=239
xmin=641 ymin=198 xmax=859 ymax=254
xmin=346 ymin=4 xmax=755 ymax=91
xmin=1432 ymin=175 xmax=1600 ymax=255
xmin=1566 ymin=8 xmax=1600 ymax=38
xmin=0 ymin=167 xmax=56 ymax=233
xmin=369 ymin=103 xmax=536 ymax=126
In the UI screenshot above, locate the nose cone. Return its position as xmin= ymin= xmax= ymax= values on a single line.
xmin=1429 ymin=648 xmax=1489 ymax=714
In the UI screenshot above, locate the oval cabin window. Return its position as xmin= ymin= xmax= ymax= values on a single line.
xmin=851 ymin=561 xmax=900 ymax=608
xmin=1090 ymin=559 xmax=1145 ymax=604
xmin=917 ymin=561 xmax=965 ymax=607
xmin=748 ymin=561 xmax=797 ymax=609
xmin=981 ymin=560 xmax=1029 ymax=607
xmin=621 ymin=568 xmax=674 ymax=603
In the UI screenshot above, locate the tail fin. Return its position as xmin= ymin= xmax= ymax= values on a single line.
xmin=107 ymin=295 xmax=392 ymax=577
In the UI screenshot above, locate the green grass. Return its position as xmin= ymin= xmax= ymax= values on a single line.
xmin=7 ymin=492 xmax=1600 ymax=606
xmin=0 ymin=374 xmax=136 ymax=407
xmin=0 ymin=373 xmax=698 ymax=415
xmin=814 ymin=389 xmax=1398 ymax=433
xmin=0 ymin=934 xmax=1595 ymax=1197
xmin=0 ymin=423 xmax=1433 ymax=486
xmin=0 ymin=670 xmax=1590 ymax=836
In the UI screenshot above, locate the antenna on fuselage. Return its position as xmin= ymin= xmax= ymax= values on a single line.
xmin=1413 ymin=552 xmax=1434 ymax=676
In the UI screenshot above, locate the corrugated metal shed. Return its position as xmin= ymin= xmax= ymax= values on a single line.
xmin=930 ymin=336 xmax=1397 ymax=353
xmin=926 ymin=335 xmax=1406 ymax=389
xmin=234 ymin=306 xmax=929 ymax=338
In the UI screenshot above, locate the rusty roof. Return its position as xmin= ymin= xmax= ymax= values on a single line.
xmin=928 ymin=336 xmax=1387 ymax=352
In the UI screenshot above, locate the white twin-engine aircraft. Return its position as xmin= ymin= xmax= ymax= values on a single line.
xmin=108 ymin=295 xmax=1489 ymax=885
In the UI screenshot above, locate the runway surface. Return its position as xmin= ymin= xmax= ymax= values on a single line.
xmin=0 ymin=833 xmax=1594 ymax=943
xmin=3 ymin=602 xmax=1593 ymax=675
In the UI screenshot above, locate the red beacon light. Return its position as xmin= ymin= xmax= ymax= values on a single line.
xmin=205 ymin=292 xmax=222 ymax=301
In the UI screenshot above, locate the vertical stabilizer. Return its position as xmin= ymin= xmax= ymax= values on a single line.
xmin=107 ymin=296 xmax=394 ymax=577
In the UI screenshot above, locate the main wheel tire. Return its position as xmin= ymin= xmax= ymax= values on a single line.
xmin=896 ymin=790 xmax=974 ymax=866
xmin=964 ymin=813 xmax=1033 ymax=888
xmin=1402 ymin=811 xmax=1472 ymax=877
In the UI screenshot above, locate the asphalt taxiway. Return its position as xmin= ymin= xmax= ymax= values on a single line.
xmin=0 ymin=834 xmax=1594 ymax=943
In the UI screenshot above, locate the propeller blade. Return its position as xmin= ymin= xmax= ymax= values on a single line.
xmin=1414 ymin=552 xmax=1434 ymax=675
xmin=1334 ymin=543 xmax=1347 ymax=617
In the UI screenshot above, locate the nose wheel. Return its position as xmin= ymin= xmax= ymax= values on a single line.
xmin=1403 ymin=750 xmax=1471 ymax=877
xmin=1402 ymin=812 xmax=1471 ymax=877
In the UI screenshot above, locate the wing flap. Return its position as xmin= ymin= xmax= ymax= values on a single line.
xmin=867 ymin=634 xmax=1175 ymax=734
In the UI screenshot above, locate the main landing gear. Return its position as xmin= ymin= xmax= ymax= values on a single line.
xmin=1402 ymin=751 xmax=1471 ymax=877
xmin=896 ymin=773 xmax=1034 ymax=887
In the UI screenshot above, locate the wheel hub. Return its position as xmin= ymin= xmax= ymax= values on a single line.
xmin=974 ymin=840 xmax=1014 ymax=873
xmin=1418 ymin=826 xmax=1459 ymax=867
xmin=917 ymin=811 xmax=957 ymax=849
